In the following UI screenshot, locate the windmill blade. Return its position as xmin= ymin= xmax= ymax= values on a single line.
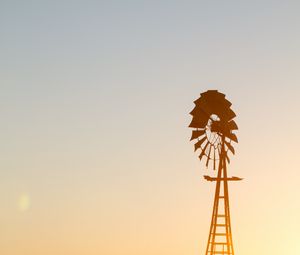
xmin=190 ymin=129 xmax=206 ymax=141
xmin=199 ymin=150 xmax=205 ymax=161
xmin=194 ymin=136 xmax=207 ymax=151
xmin=196 ymin=100 xmax=213 ymax=117
xmin=206 ymin=144 xmax=212 ymax=167
xmin=189 ymin=114 xmax=208 ymax=128
xmin=226 ymin=153 xmax=230 ymax=164
xmin=227 ymin=120 xmax=238 ymax=130
xmin=199 ymin=141 xmax=209 ymax=160
xmin=189 ymin=107 xmax=209 ymax=129
xmin=200 ymin=90 xmax=225 ymax=98
xmin=225 ymin=141 xmax=235 ymax=155
xmin=225 ymin=108 xmax=236 ymax=121
xmin=226 ymin=132 xmax=238 ymax=143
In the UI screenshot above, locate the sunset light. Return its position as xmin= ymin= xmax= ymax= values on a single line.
xmin=1 ymin=1 xmax=300 ymax=255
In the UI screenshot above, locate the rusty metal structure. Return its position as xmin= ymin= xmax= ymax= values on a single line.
xmin=189 ymin=90 xmax=242 ymax=255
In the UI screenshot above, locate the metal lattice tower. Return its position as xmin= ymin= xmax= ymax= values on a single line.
xmin=189 ymin=90 xmax=242 ymax=255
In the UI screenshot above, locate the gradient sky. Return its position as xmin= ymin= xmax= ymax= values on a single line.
xmin=1 ymin=1 xmax=300 ymax=255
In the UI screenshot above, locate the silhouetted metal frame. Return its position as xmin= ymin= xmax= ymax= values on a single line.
xmin=205 ymin=135 xmax=235 ymax=255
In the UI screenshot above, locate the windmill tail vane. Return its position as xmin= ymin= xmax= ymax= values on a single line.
xmin=189 ymin=90 xmax=242 ymax=255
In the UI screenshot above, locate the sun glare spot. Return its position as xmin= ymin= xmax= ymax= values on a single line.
xmin=18 ymin=193 xmax=31 ymax=212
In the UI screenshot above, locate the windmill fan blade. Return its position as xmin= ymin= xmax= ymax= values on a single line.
xmin=206 ymin=145 xmax=212 ymax=167
xmin=227 ymin=120 xmax=238 ymax=130
xmin=189 ymin=108 xmax=209 ymax=128
xmin=189 ymin=116 xmax=208 ymax=129
xmin=226 ymin=153 xmax=230 ymax=164
xmin=199 ymin=141 xmax=209 ymax=160
xmin=226 ymin=108 xmax=236 ymax=121
xmin=194 ymin=136 xmax=207 ymax=151
xmin=199 ymin=150 xmax=205 ymax=161
xmin=226 ymin=133 xmax=238 ymax=143
xmin=194 ymin=98 xmax=214 ymax=117
xmin=200 ymin=90 xmax=225 ymax=98
xmin=190 ymin=129 xmax=206 ymax=141
xmin=225 ymin=141 xmax=235 ymax=155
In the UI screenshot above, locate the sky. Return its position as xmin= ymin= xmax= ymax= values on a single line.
xmin=1 ymin=1 xmax=300 ymax=255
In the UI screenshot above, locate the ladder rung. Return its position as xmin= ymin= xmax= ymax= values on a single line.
xmin=219 ymin=196 xmax=225 ymax=199
xmin=216 ymin=224 xmax=226 ymax=227
xmin=217 ymin=214 xmax=227 ymax=217
xmin=214 ymin=233 xmax=227 ymax=236
xmin=212 ymin=242 xmax=228 ymax=245
xmin=209 ymin=251 xmax=231 ymax=254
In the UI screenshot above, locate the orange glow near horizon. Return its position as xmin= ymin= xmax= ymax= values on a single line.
xmin=1 ymin=1 xmax=300 ymax=255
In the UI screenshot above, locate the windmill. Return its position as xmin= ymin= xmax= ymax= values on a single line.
xmin=189 ymin=90 xmax=242 ymax=255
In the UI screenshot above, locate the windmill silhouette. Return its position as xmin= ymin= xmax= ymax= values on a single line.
xmin=189 ymin=90 xmax=242 ymax=255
